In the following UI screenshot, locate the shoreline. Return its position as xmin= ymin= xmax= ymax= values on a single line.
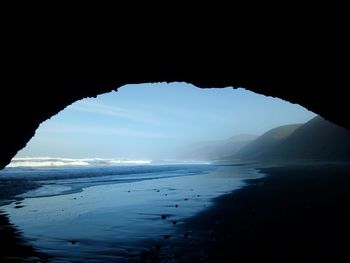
xmin=0 ymin=164 xmax=249 ymax=262
xmin=171 ymin=163 xmax=350 ymax=262
xmin=1 ymin=163 xmax=350 ymax=261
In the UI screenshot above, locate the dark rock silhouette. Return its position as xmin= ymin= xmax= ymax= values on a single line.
xmin=0 ymin=70 xmax=348 ymax=169
xmin=0 ymin=20 xmax=348 ymax=262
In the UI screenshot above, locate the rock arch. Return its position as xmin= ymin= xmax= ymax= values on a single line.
xmin=0 ymin=72 xmax=347 ymax=169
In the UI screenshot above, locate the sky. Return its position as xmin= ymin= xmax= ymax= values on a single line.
xmin=16 ymin=82 xmax=316 ymax=160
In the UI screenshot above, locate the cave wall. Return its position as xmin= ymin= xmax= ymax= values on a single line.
xmin=2 ymin=3 xmax=349 ymax=170
xmin=0 ymin=59 xmax=347 ymax=169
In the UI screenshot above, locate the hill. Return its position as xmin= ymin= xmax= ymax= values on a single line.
xmin=233 ymin=124 xmax=302 ymax=160
xmin=230 ymin=116 xmax=350 ymax=162
xmin=264 ymin=116 xmax=350 ymax=161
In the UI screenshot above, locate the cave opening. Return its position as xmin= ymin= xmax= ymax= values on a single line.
xmin=1 ymin=82 xmax=350 ymax=262
xmin=7 ymin=82 xmax=317 ymax=163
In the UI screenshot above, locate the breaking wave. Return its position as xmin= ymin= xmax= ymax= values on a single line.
xmin=6 ymin=157 xmax=152 ymax=168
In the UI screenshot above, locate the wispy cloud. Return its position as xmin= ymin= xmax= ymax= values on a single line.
xmin=39 ymin=123 xmax=167 ymax=138
xmin=70 ymin=101 xmax=160 ymax=124
xmin=136 ymin=102 xmax=229 ymax=124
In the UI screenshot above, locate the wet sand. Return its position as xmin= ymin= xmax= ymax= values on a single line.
xmin=0 ymin=180 xmax=46 ymax=262
xmin=1 ymin=163 xmax=350 ymax=262
xmin=173 ymin=163 xmax=350 ymax=262
xmin=1 ymin=165 xmax=258 ymax=262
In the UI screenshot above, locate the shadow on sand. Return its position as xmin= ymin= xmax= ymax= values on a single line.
xmin=0 ymin=179 xmax=47 ymax=262
xmin=0 ymin=211 xmax=49 ymax=262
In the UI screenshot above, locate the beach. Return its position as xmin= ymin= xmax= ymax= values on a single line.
xmin=0 ymin=164 xmax=258 ymax=262
xmin=177 ymin=163 xmax=350 ymax=262
xmin=0 ymin=179 xmax=44 ymax=262
xmin=1 ymin=163 xmax=350 ymax=262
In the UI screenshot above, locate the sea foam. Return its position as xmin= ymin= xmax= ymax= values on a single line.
xmin=6 ymin=157 xmax=152 ymax=168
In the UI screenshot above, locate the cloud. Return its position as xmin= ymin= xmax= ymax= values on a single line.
xmin=70 ymin=101 xmax=160 ymax=124
xmin=136 ymin=102 xmax=229 ymax=124
xmin=39 ymin=123 xmax=167 ymax=138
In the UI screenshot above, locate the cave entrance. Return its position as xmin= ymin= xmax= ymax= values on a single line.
xmin=9 ymin=82 xmax=316 ymax=164
xmin=6 ymin=82 xmax=346 ymax=262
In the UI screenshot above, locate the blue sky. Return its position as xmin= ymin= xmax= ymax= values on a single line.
xmin=16 ymin=83 xmax=316 ymax=159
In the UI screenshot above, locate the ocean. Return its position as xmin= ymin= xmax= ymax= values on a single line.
xmin=0 ymin=158 xmax=262 ymax=262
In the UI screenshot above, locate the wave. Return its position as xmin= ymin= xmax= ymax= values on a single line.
xmin=6 ymin=157 xmax=153 ymax=168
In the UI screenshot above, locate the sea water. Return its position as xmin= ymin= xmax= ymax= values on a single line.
xmin=0 ymin=162 xmax=261 ymax=261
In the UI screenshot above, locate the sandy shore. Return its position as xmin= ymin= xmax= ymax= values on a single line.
xmin=0 ymin=180 xmax=47 ymax=262
xmin=0 ymin=165 xmax=254 ymax=262
xmin=1 ymin=163 xmax=350 ymax=262
xmin=171 ymin=163 xmax=350 ymax=262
